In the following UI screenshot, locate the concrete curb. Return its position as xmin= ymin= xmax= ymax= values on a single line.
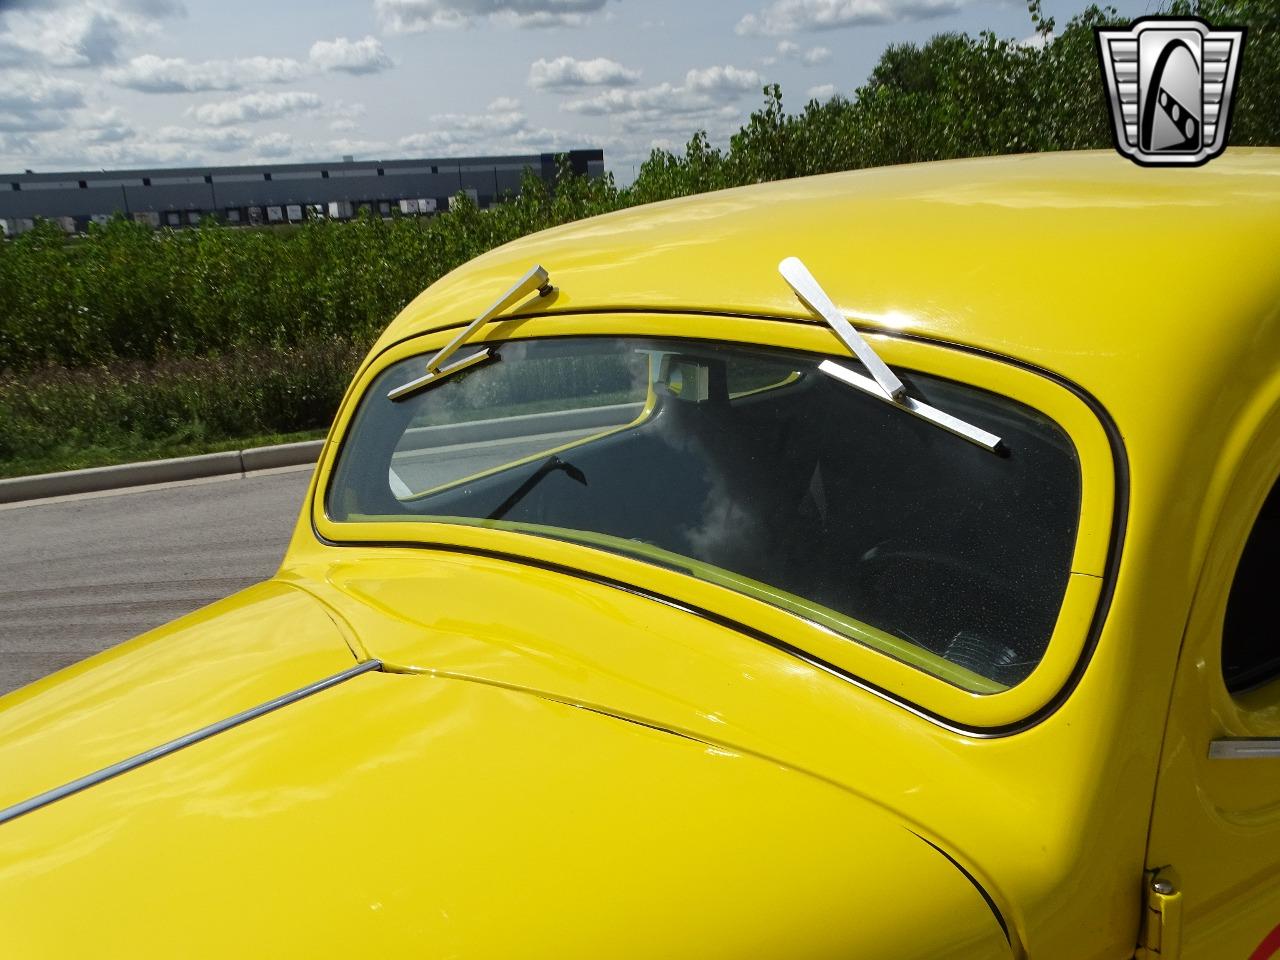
xmin=0 ymin=402 xmax=644 ymax=505
xmin=0 ymin=439 xmax=324 ymax=505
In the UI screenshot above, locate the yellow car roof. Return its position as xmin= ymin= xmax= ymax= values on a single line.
xmin=377 ymin=148 xmax=1280 ymax=405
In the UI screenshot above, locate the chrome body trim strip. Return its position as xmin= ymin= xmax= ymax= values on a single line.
xmin=1208 ymin=738 xmax=1280 ymax=759
xmin=0 ymin=659 xmax=383 ymax=828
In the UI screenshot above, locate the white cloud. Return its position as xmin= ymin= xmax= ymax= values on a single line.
xmin=0 ymin=110 xmax=310 ymax=171
xmin=189 ymin=91 xmax=322 ymax=126
xmin=0 ymin=36 xmax=31 ymax=69
xmin=737 ymin=0 xmax=962 ymax=35
xmin=553 ymin=63 xmax=769 ymax=169
xmin=563 ymin=63 xmax=762 ymax=126
xmin=0 ymin=131 xmax=37 ymax=162
xmin=528 ymin=55 xmax=639 ymax=90
xmin=0 ymin=71 xmax=85 ymax=132
xmin=8 ymin=1 xmax=189 ymax=15
xmin=375 ymin=0 xmax=615 ymax=31
xmin=806 ymin=83 xmax=836 ymax=99
xmin=124 ymin=0 xmax=186 ymax=14
xmin=397 ymin=99 xmax=584 ymax=155
xmin=564 ymin=85 xmax=687 ymax=117
xmin=0 ymin=1 xmax=182 ymax=69
xmin=155 ymin=124 xmax=254 ymax=152
xmin=0 ymin=74 xmax=86 ymax=113
xmin=0 ymin=111 xmax=69 ymax=134
xmin=684 ymin=65 xmax=762 ymax=95
xmin=1 ymin=0 xmax=180 ymax=10
xmin=325 ymin=99 xmax=366 ymax=133
xmin=328 ymin=137 xmax=391 ymax=157
xmin=400 ymin=104 xmax=528 ymax=149
xmin=250 ymin=131 xmax=295 ymax=158
xmin=308 ymin=35 xmax=393 ymax=74
xmin=106 ymin=39 xmax=391 ymax=95
xmin=564 ymin=86 xmax=739 ymax=127
xmin=77 ymin=106 xmax=134 ymax=143
xmin=776 ymin=40 xmax=832 ymax=65
xmin=106 ymin=54 xmax=306 ymax=92
xmin=327 ymin=99 xmax=367 ymax=132
xmin=336 ymin=99 xmax=368 ymax=118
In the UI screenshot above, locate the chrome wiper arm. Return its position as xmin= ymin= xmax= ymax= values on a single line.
xmin=778 ymin=256 xmax=1004 ymax=454
xmin=389 ymin=264 xmax=553 ymax=402
xmin=427 ymin=264 xmax=552 ymax=374
xmin=780 ymin=256 xmax=905 ymax=401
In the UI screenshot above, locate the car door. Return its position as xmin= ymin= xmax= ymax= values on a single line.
xmin=1143 ymin=417 xmax=1280 ymax=960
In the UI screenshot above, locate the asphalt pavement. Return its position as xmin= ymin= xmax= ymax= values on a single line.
xmin=0 ymin=410 xmax=635 ymax=700
xmin=0 ymin=468 xmax=313 ymax=698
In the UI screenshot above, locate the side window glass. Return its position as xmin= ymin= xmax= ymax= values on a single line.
xmin=1223 ymin=475 xmax=1280 ymax=693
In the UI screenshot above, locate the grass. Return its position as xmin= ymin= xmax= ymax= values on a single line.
xmin=0 ymin=341 xmax=641 ymax=479
xmin=0 ymin=341 xmax=362 ymax=481
xmin=1 ymin=428 xmax=330 ymax=479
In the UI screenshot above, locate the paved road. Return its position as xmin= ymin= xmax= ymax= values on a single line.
xmin=0 ymin=469 xmax=312 ymax=698
xmin=0 ymin=407 xmax=642 ymax=699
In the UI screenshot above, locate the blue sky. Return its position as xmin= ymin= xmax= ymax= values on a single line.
xmin=0 ymin=0 xmax=1154 ymax=180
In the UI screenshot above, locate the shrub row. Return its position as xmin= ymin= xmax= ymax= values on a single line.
xmin=0 ymin=169 xmax=621 ymax=370
xmin=0 ymin=0 xmax=1274 ymax=475
xmin=3 ymin=0 xmax=1275 ymax=375
xmin=0 ymin=340 xmax=364 ymax=472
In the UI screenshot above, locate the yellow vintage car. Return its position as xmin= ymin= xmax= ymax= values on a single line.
xmin=1 ymin=150 xmax=1279 ymax=959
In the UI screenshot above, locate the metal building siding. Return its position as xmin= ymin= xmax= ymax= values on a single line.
xmin=0 ymin=150 xmax=604 ymax=228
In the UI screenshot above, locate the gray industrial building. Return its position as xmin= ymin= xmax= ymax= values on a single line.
xmin=0 ymin=149 xmax=605 ymax=236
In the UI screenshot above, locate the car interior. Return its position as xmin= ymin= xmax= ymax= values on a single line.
xmin=331 ymin=338 xmax=1083 ymax=687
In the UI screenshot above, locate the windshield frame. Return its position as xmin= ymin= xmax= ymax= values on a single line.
xmin=310 ymin=312 xmax=1119 ymax=733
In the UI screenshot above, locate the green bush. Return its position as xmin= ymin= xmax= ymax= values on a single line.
xmin=0 ymin=340 xmax=363 ymax=474
xmin=0 ymin=0 xmax=1274 ymax=475
xmin=3 ymin=0 xmax=1275 ymax=376
xmin=0 ymin=164 xmax=629 ymax=372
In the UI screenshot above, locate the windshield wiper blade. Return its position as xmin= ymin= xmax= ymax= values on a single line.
xmin=780 ymin=256 xmax=906 ymax=402
xmin=388 ymin=264 xmax=553 ymax=402
xmin=817 ymin=359 xmax=1004 ymax=453
xmin=778 ymin=256 xmax=1004 ymax=454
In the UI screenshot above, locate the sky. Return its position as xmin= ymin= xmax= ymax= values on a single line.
xmin=0 ymin=0 xmax=1154 ymax=182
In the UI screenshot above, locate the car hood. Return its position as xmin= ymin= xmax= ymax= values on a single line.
xmin=0 ymin=579 xmax=358 ymax=815
xmin=0 ymin=651 xmax=1010 ymax=959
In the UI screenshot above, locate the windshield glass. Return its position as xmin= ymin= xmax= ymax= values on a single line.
xmin=327 ymin=336 xmax=1081 ymax=691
